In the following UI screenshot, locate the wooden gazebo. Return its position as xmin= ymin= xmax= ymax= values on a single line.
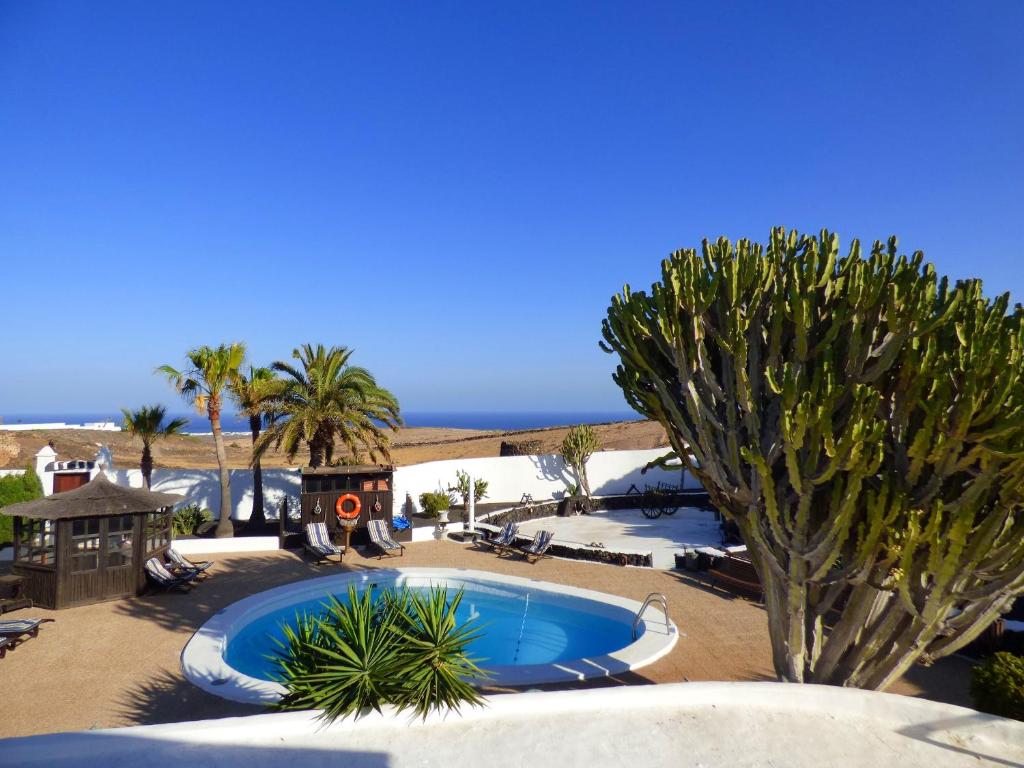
xmin=1 ymin=474 xmax=182 ymax=609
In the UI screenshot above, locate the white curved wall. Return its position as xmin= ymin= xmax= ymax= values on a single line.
xmin=27 ymin=448 xmax=694 ymax=522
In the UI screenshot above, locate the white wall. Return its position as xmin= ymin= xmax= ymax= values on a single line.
xmin=23 ymin=446 xmax=692 ymax=522
xmin=108 ymin=467 xmax=301 ymax=522
xmin=0 ymin=468 xmax=27 ymax=478
xmin=392 ymin=448 xmax=693 ymax=516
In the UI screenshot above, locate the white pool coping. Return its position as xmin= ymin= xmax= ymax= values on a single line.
xmin=181 ymin=567 xmax=679 ymax=705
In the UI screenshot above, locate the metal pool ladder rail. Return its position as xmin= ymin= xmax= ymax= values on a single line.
xmin=633 ymin=593 xmax=670 ymax=640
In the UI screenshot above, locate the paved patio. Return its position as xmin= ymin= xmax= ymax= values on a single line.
xmin=0 ymin=539 xmax=975 ymax=738
xmin=517 ymin=506 xmax=723 ymax=568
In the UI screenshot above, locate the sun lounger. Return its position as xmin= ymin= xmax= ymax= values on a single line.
xmin=367 ymin=519 xmax=405 ymax=559
xmin=304 ymin=522 xmax=344 ymax=563
xmin=144 ymin=557 xmax=195 ymax=592
xmin=0 ymin=617 xmax=53 ymax=640
xmin=0 ymin=636 xmax=13 ymax=659
xmin=517 ymin=530 xmax=554 ymax=563
xmin=487 ymin=522 xmax=519 ymax=553
xmin=167 ymin=547 xmax=213 ymax=577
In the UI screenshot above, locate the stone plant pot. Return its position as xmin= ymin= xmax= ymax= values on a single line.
xmin=437 ymin=509 xmax=450 ymax=524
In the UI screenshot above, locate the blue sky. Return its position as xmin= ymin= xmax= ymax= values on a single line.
xmin=1 ymin=2 xmax=1022 ymax=414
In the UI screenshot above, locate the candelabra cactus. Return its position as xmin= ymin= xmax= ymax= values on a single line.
xmin=601 ymin=227 xmax=1024 ymax=689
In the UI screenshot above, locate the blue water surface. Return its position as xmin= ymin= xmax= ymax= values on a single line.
xmin=225 ymin=583 xmax=634 ymax=681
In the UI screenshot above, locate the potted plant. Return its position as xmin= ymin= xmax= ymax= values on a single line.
xmin=449 ymin=469 xmax=489 ymax=508
xmin=419 ymin=489 xmax=454 ymax=523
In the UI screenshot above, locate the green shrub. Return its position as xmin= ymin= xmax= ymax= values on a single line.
xmin=418 ymin=489 xmax=454 ymax=517
xmin=172 ymin=504 xmax=213 ymax=537
xmin=0 ymin=467 xmax=44 ymax=548
xmin=450 ymin=470 xmax=488 ymax=507
xmin=272 ymin=585 xmax=487 ymax=722
xmin=971 ymin=652 xmax=1024 ymax=721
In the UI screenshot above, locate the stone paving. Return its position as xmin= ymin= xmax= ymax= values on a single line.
xmin=0 ymin=539 xmax=974 ymax=738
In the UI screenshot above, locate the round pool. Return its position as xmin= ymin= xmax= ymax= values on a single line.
xmin=181 ymin=568 xmax=678 ymax=704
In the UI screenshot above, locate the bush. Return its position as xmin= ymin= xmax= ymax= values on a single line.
xmin=450 ymin=470 xmax=488 ymax=507
xmin=172 ymin=504 xmax=213 ymax=537
xmin=418 ymin=489 xmax=454 ymax=517
xmin=272 ymin=585 xmax=487 ymax=722
xmin=971 ymin=652 xmax=1024 ymax=721
xmin=0 ymin=467 xmax=44 ymax=548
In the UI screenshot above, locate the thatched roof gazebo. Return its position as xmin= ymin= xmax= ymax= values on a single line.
xmin=1 ymin=474 xmax=182 ymax=609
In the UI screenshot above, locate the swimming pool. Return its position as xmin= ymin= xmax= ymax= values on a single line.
xmin=182 ymin=568 xmax=678 ymax=704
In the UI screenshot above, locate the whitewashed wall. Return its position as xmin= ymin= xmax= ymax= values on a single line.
xmin=392 ymin=448 xmax=694 ymax=516
xmin=23 ymin=447 xmax=694 ymax=522
xmin=0 ymin=469 xmax=27 ymax=478
xmin=109 ymin=467 xmax=301 ymax=521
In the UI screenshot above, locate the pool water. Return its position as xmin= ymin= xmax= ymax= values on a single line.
xmin=225 ymin=581 xmax=636 ymax=681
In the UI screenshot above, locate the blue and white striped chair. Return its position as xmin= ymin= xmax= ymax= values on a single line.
xmin=489 ymin=522 xmax=519 ymax=554
xmin=144 ymin=557 xmax=195 ymax=592
xmin=0 ymin=617 xmax=53 ymax=640
xmin=518 ymin=530 xmax=554 ymax=563
xmin=167 ymin=547 xmax=213 ymax=577
xmin=367 ymin=519 xmax=405 ymax=559
xmin=304 ymin=522 xmax=344 ymax=563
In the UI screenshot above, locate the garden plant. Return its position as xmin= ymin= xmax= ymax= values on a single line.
xmin=602 ymin=227 xmax=1024 ymax=689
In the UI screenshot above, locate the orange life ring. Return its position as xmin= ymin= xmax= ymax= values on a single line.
xmin=335 ymin=493 xmax=362 ymax=521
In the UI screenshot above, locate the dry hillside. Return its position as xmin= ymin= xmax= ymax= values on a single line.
xmin=0 ymin=420 xmax=670 ymax=470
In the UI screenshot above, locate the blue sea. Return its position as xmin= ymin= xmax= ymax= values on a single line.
xmin=0 ymin=411 xmax=641 ymax=434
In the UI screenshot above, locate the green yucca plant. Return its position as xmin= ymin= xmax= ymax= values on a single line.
xmin=272 ymin=585 xmax=487 ymax=722
xmin=388 ymin=587 xmax=487 ymax=719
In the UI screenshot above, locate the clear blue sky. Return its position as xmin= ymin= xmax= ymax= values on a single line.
xmin=1 ymin=2 xmax=1021 ymax=414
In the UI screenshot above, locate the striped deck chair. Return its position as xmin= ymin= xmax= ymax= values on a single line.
xmin=0 ymin=617 xmax=54 ymax=640
xmin=0 ymin=636 xmax=13 ymax=659
xmin=518 ymin=530 xmax=554 ymax=564
xmin=367 ymin=519 xmax=405 ymax=559
xmin=144 ymin=557 xmax=195 ymax=592
xmin=167 ymin=547 xmax=213 ymax=577
xmin=489 ymin=522 xmax=519 ymax=554
xmin=304 ymin=522 xmax=344 ymax=564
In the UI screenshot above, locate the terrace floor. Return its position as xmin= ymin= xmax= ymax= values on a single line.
xmin=517 ymin=506 xmax=724 ymax=568
xmin=0 ymin=539 xmax=975 ymax=739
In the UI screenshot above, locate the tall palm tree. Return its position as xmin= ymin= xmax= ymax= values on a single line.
xmin=120 ymin=405 xmax=188 ymax=489
xmin=158 ymin=343 xmax=246 ymax=538
xmin=254 ymin=343 xmax=401 ymax=468
xmin=229 ymin=365 xmax=282 ymax=528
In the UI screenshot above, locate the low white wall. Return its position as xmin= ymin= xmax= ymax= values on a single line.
xmin=21 ymin=448 xmax=693 ymax=524
xmin=392 ymin=448 xmax=692 ymax=516
xmin=0 ymin=468 xmax=26 ymax=478
xmin=2 ymin=682 xmax=1021 ymax=768
xmin=173 ymin=536 xmax=280 ymax=554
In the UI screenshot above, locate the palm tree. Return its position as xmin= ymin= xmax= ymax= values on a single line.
xmin=120 ymin=405 xmax=188 ymax=489
xmin=158 ymin=343 xmax=246 ymax=538
xmin=229 ymin=366 xmax=282 ymax=528
xmin=254 ymin=343 xmax=401 ymax=468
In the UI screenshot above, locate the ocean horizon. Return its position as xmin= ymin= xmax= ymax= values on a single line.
xmin=0 ymin=411 xmax=643 ymax=434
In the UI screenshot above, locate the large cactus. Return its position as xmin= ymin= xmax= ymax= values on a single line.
xmin=601 ymin=228 xmax=1024 ymax=689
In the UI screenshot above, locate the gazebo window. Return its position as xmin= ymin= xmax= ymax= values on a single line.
xmin=106 ymin=514 xmax=134 ymax=567
xmin=18 ymin=519 xmax=55 ymax=565
xmin=71 ymin=518 xmax=102 ymax=573
xmin=145 ymin=511 xmax=171 ymax=554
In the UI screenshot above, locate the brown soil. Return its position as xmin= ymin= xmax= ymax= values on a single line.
xmin=0 ymin=541 xmax=972 ymax=738
xmin=0 ymin=420 xmax=670 ymax=470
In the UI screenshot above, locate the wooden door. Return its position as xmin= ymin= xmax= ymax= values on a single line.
xmin=54 ymin=472 xmax=90 ymax=493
